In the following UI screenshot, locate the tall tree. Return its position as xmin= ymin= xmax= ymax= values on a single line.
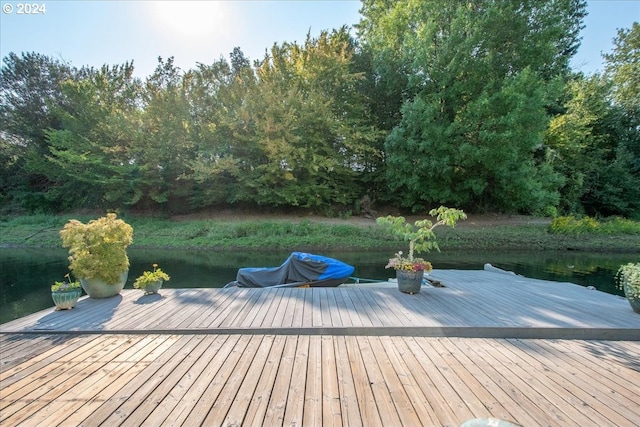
xmin=604 ymin=22 xmax=640 ymax=186
xmin=225 ymin=29 xmax=382 ymax=210
xmin=545 ymin=23 xmax=640 ymax=217
xmin=43 ymin=63 xmax=143 ymax=209
xmin=604 ymin=23 xmax=640 ymax=116
xmin=137 ymin=57 xmax=195 ymax=211
xmin=186 ymin=31 xmax=383 ymax=212
xmin=0 ymin=52 xmax=74 ymax=211
xmin=359 ymin=0 xmax=586 ymax=213
xmin=182 ymin=56 xmax=240 ymax=208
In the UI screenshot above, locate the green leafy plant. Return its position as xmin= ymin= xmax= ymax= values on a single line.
xmin=133 ymin=263 xmax=170 ymax=289
xmin=550 ymin=216 xmax=640 ymax=235
xmin=377 ymin=206 xmax=467 ymax=272
xmin=616 ymin=262 xmax=640 ymax=300
xmin=59 ymin=213 xmax=133 ymax=285
xmin=51 ymin=273 xmax=81 ymax=292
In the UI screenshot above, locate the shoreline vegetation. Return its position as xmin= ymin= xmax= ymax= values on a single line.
xmin=1 ymin=213 xmax=639 ymax=254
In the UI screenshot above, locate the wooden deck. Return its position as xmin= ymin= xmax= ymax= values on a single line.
xmin=2 ymin=269 xmax=638 ymax=339
xmin=1 ymin=269 xmax=639 ymax=426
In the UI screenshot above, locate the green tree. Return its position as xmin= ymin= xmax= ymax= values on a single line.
xmin=230 ymin=29 xmax=382 ymax=211
xmin=137 ymin=57 xmax=195 ymax=211
xmin=359 ymin=0 xmax=586 ymax=213
xmin=182 ymin=56 xmax=241 ymax=208
xmin=0 ymin=52 xmax=74 ymax=211
xmin=43 ymin=63 xmax=143 ymax=210
xmin=187 ymin=30 xmax=383 ymax=212
xmin=546 ymin=22 xmax=639 ymax=218
xmin=605 ymin=22 xmax=640 ymax=200
xmin=604 ymin=23 xmax=640 ymax=115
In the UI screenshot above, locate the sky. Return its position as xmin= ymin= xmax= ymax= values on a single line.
xmin=1 ymin=0 xmax=638 ymax=79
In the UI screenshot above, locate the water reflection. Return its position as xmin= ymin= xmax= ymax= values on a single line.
xmin=0 ymin=247 xmax=635 ymax=324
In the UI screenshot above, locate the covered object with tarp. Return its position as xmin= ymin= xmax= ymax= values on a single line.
xmin=224 ymin=252 xmax=355 ymax=288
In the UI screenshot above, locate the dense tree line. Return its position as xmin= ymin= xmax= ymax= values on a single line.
xmin=1 ymin=0 xmax=638 ymax=217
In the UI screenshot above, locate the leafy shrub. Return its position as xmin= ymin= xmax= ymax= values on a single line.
xmin=550 ymin=216 xmax=640 ymax=234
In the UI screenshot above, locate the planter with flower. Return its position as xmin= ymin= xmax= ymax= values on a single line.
xmin=60 ymin=213 xmax=133 ymax=299
xmin=616 ymin=262 xmax=640 ymax=314
xmin=133 ymin=263 xmax=170 ymax=295
xmin=377 ymin=206 xmax=466 ymax=294
xmin=51 ymin=273 xmax=82 ymax=310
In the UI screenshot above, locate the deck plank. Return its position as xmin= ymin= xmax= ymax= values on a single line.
xmin=2 ymin=270 xmax=640 ymax=427
xmin=368 ymin=336 xmax=423 ymax=426
xmin=321 ymin=335 xmax=342 ymax=427
xmin=513 ymin=339 xmax=640 ymax=425
xmin=333 ymin=335 xmax=364 ymax=427
xmin=303 ymin=335 xmax=323 ymax=426
xmin=0 ymin=334 xmax=639 ymax=427
xmin=120 ymin=335 xmax=216 ymax=426
xmin=472 ymin=337 xmax=583 ymax=426
xmin=406 ymin=336 xmax=477 ymax=424
xmin=0 ymin=336 xmax=130 ymax=425
xmin=357 ymin=336 xmax=403 ymax=426
xmin=251 ymin=334 xmax=293 ymax=427
xmin=77 ymin=334 xmax=191 ymax=426
xmin=282 ymin=335 xmax=310 ymax=426
xmin=385 ymin=336 xmax=446 ymax=426
xmin=24 ymin=335 xmax=168 ymax=427
xmin=201 ymin=335 xmax=265 ymax=426
xmin=180 ymin=335 xmax=253 ymax=425
xmin=222 ymin=334 xmax=277 ymax=426
xmin=157 ymin=335 xmax=241 ymax=426
xmin=344 ymin=335 xmax=383 ymax=427
xmin=6 ymin=270 xmax=639 ymax=336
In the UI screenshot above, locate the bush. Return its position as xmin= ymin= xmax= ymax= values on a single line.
xmin=550 ymin=216 xmax=640 ymax=235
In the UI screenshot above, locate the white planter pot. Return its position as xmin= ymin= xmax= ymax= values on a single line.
xmin=80 ymin=270 xmax=128 ymax=298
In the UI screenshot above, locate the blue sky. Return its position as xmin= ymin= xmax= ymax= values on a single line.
xmin=1 ymin=1 xmax=638 ymax=79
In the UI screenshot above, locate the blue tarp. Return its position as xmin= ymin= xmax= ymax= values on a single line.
xmin=225 ymin=252 xmax=355 ymax=288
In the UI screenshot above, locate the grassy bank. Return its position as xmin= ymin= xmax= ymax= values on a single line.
xmin=1 ymin=214 xmax=639 ymax=253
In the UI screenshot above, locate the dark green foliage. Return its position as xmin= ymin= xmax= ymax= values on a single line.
xmin=43 ymin=62 xmax=143 ymax=210
xmin=185 ymin=29 xmax=384 ymax=211
xmin=359 ymin=0 xmax=586 ymax=214
xmin=0 ymin=52 xmax=75 ymax=211
xmin=1 ymin=1 xmax=637 ymax=218
xmin=545 ymin=22 xmax=640 ymax=218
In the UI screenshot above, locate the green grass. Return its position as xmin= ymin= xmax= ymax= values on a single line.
xmin=1 ymin=214 xmax=639 ymax=253
xmin=0 ymin=215 xmax=393 ymax=250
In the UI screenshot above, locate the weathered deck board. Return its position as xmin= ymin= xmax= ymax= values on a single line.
xmin=1 ymin=333 xmax=639 ymax=427
xmin=2 ymin=269 xmax=640 ymax=426
xmin=3 ymin=270 xmax=638 ymax=339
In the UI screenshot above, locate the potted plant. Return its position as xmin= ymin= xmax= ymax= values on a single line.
xmin=377 ymin=206 xmax=466 ymax=294
xmin=133 ymin=263 xmax=170 ymax=295
xmin=616 ymin=262 xmax=640 ymax=314
xmin=60 ymin=213 xmax=133 ymax=299
xmin=51 ymin=273 xmax=82 ymax=310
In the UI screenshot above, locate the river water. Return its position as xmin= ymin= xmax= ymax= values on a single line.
xmin=1 ymin=247 xmax=636 ymax=324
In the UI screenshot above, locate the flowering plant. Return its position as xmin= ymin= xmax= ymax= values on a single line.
xmin=377 ymin=206 xmax=466 ymax=272
xmin=385 ymin=251 xmax=433 ymax=272
xmin=133 ymin=263 xmax=170 ymax=289
xmin=51 ymin=273 xmax=81 ymax=292
xmin=616 ymin=262 xmax=640 ymax=300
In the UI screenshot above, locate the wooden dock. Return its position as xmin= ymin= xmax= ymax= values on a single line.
xmin=1 ymin=269 xmax=639 ymax=426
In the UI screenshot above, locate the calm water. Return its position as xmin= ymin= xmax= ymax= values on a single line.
xmin=1 ymin=247 xmax=636 ymax=324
